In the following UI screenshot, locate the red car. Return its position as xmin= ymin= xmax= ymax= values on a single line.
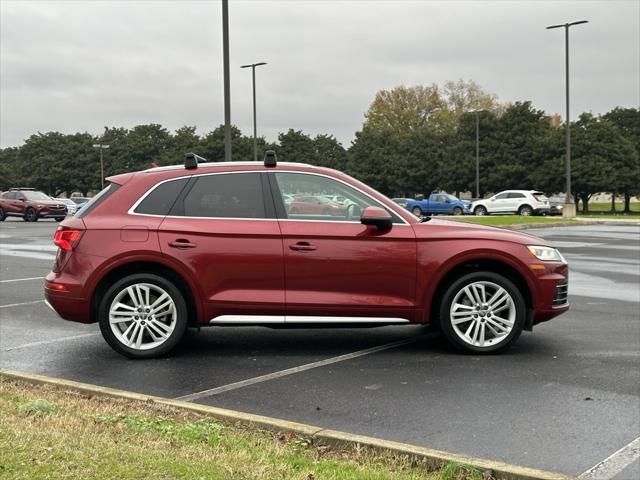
xmin=287 ymin=195 xmax=344 ymax=216
xmin=44 ymin=153 xmax=569 ymax=358
xmin=0 ymin=188 xmax=68 ymax=222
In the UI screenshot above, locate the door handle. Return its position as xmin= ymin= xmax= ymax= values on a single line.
xmin=289 ymin=242 xmax=317 ymax=252
xmin=168 ymin=239 xmax=197 ymax=249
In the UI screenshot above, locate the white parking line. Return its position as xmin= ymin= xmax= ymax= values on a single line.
xmin=0 ymin=276 xmax=43 ymax=284
xmin=2 ymin=333 xmax=99 ymax=352
xmin=176 ymin=336 xmax=426 ymax=402
xmin=0 ymin=300 xmax=45 ymax=309
xmin=579 ymin=436 xmax=640 ymax=480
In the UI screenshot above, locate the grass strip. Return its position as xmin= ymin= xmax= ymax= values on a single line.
xmin=0 ymin=378 xmax=486 ymax=480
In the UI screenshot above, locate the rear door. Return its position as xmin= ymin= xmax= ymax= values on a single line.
xmin=156 ymin=172 xmax=285 ymax=322
xmin=270 ymin=171 xmax=417 ymax=322
xmin=506 ymin=192 xmax=526 ymax=212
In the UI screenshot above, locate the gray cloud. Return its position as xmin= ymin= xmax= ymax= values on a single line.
xmin=1 ymin=0 xmax=638 ymax=148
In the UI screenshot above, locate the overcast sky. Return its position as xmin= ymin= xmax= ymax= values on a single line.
xmin=1 ymin=0 xmax=638 ymax=149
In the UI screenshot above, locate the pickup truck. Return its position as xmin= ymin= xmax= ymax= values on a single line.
xmin=406 ymin=193 xmax=469 ymax=217
xmin=0 ymin=188 xmax=67 ymax=222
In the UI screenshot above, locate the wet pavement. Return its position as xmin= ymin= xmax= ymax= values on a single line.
xmin=1 ymin=219 xmax=638 ymax=478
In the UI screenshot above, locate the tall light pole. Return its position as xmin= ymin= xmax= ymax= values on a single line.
xmin=546 ymin=20 xmax=588 ymax=217
xmin=241 ymin=62 xmax=267 ymax=161
xmin=475 ymin=112 xmax=480 ymax=199
xmin=222 ymin=0 xmax=232 ymax=161
xmin=92 ymin=143 xmax=110 ymax=189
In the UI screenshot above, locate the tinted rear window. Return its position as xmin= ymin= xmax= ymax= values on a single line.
xmin=177 ymin=173 xmax=265 ymax=219
xmin=134 ymin=178 xmax=188 ymax=216
xmin=75 ymin=183 xmax=119 ymax=218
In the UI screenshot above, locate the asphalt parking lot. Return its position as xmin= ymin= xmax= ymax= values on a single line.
xmin=1 ymin=218 xmax=638 ymax=478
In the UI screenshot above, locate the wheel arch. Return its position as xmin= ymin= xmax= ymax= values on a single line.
xmin=91 ymin=260 xmax=200 ymax=327
xmin=426 ymin=256 xmax=536 ymax=331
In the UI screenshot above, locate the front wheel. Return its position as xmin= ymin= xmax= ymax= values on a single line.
xmin=474 ymin=205 xmax=487 ymax=216
xmin=98 ymin=273 xmax=188 ymax=359
xmin=24 ymin=208 xmax=38 ymax=222
xmin=0 ymin=208 xmax=5 ymax=221
xmin=439 ymin=271 xmax=526 ymax=354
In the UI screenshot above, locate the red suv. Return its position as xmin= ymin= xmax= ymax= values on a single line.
xmin=44 ymin=153 xmax=569 ymax=358
xmin=0 ymin=188 xmax=67 ymax=222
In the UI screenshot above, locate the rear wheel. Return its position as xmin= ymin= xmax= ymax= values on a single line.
xmin=98 ymin=273 xmax=188 ymax=359
xmin=412 ymin=206 xmax=422 ymax=217
xmin=518 ymin=205 xmax=533 ymax=216
xmin=439 ymin=271 xmax=525 ymax=354
xmin=474 ymin=205 xmax=487 ymax=216
xmin=24 ymin=208 xmax=38 ymax=222
xmin=452 ymin=207 xmax=463 ymax=216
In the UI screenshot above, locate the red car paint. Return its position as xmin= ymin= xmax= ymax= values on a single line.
xmin=44 ymin=162 xmax=568 ymax=334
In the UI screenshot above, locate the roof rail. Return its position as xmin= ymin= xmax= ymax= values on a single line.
xmin=9 ymin=187 xmax=35 ymax=191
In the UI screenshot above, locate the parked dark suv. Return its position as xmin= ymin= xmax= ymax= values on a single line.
xmin=0 ymin=188 xmax=67 ymax=222
xmin=44 ymin=153 xmax=569 ymax=358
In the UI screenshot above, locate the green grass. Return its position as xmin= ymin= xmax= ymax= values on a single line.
xmin=450 ymin=215 xmax=571 ymax=226
xmin=582 ymin=201 xmax=640 ymax=213
xmin=0 ymin=379 xmax=486 ymax=480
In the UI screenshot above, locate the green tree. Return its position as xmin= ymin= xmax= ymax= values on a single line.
xmin=571 ymin=113 xmax=637 ymax=212
xmin=602 ymin=107 xmax=640 ymax=212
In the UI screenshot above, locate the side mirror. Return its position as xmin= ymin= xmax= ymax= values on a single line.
xmin=361 ymin=206 xmax=392 ymax=231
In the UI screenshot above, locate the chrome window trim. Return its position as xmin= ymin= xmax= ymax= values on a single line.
xmin=128 ymin=170 xmax=412 ymax=225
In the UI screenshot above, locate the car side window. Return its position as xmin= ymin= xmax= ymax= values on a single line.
xmin=508 ymin=193 xmax=525 ymax=199
xmin=494 ymin=193 xmax=509 ymax=200
xmin=273 ymin=172 xmax=403 ymax=223
xmin=3 ymin=192 xmax=16 ymax=200
xmin=134 ymin=178 xmax=189 ymax=216
xmin=179 ymin=173 xmax=266 ymax=219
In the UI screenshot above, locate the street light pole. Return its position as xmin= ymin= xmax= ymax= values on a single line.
xmin=222 ymin=0 xmax=232 ymax=161
xmin=241 ymin=62 xmax=267 ymax=161
xmin=92 ymin=144 xmax=110 ymax=189
xmin=546 ymin=20 xmax=588 ymax=217
xmin=475 ymin=112 xmax=480 ymax=199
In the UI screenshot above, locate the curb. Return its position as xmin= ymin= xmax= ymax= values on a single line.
xmin=1 ymin=369 xmax=575 ymax=480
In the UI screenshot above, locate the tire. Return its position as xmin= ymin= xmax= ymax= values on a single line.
xmin=412 ymin=206 xmax=422 ymax=217
xmin=518 ymin=205 xmax=533 ymax=216
xmin=474 ymin=205 xmax=487 ymax=216
xmin=452 ymin=207 xmax=463 ymax=216
xmin=322 ymin=208 xmax=331 ymax=215
xmin=98 ymin=273 xmax=188 ymax=359
xmin=55 ymin=217 xmax=65 ymax=222
xmin=438 ymin=271 xmax=526 ymax=354
xmin=0 ymin=208 xmax=5 ymax=221
xmin=24 ymin=208 xmax=38 ymax=222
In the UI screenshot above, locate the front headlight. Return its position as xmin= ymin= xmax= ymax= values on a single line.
xmin=527 ymin=245 xmax=567 ymax=263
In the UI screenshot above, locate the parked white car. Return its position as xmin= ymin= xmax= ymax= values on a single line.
xmin=471 ymin=190 xmax=550 ymax=216
xmin=56 ymin=198 xmax=78 ymax=215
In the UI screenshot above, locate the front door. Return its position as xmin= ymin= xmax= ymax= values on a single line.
xmin=270 ymin=172 xmax=417 ymax=322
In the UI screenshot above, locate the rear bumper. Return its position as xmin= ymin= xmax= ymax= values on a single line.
xmin=44 ymin=272 xmax=92 ymax=323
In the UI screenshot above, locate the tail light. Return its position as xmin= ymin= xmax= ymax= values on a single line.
xmin=53 ymin=228 xmax=83 ymax=251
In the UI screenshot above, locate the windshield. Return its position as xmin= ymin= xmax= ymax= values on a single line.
xmin=444 ymin=194 xmax=459 ymax=201
xmin=23 ymin=191 xmax=51 ymax=201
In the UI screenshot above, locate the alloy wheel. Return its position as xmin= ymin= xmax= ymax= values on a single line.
xmin=109 ymin=283 xmax=177 ymax=350
xmin=449 ymin=280 xmax=516 ymax=348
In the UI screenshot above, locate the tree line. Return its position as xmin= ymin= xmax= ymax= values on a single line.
xmin=1 ymin=80 xmax=638 ymax=212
